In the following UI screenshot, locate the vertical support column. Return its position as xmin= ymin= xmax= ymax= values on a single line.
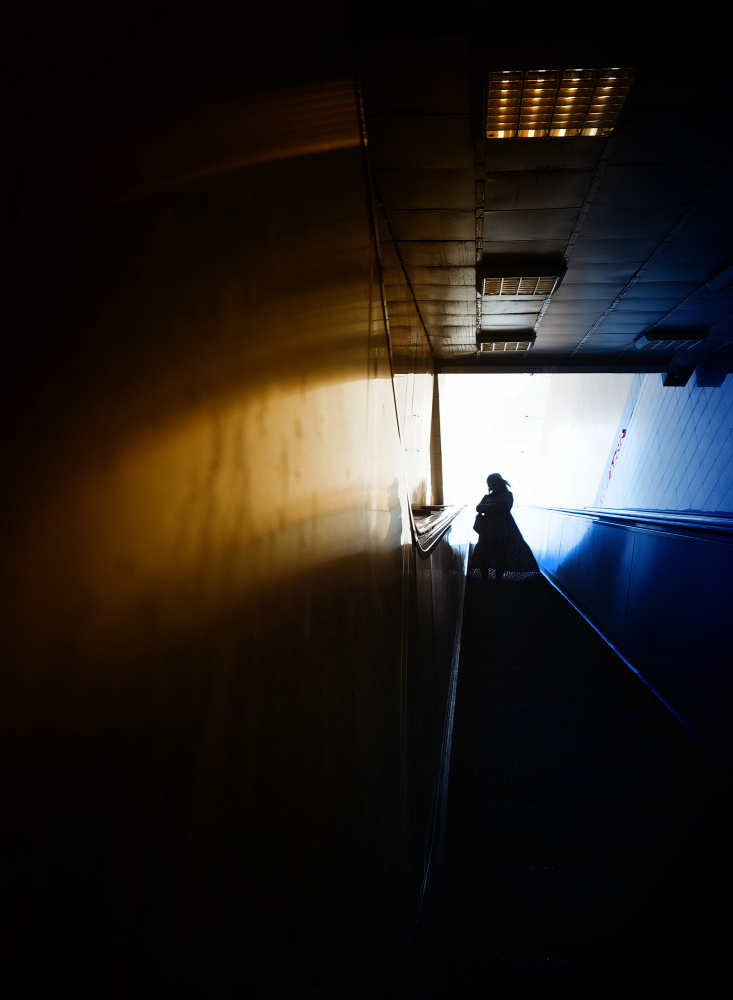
xmin=430 ymin=375 xmax=444 ymax=505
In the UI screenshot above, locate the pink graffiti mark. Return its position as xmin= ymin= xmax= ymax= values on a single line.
xmin=598 ymin=428 xmax=626 ymax=506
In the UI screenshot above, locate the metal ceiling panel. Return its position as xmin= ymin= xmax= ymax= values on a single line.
xmin=482 ymin=314 xmax=539 ymax=328
xmin=652 ymin=238 xmax=733 ymax=264
xmin=534 ymin=335 xmax=587 ymax=348
xmin=374 ymin=168 xmax=474 ymax=209
xmin=385 ymin=282 xmax=476 ymax=311
xmin=592 ymin=318 xmax=659 ymax=335
xmin=676 ymin=207 xmax=733 ymax=239
xmin=397 ymin=241 xmax=475 ymax=267
xmin=593 ymin=164 xmax=717 ymax=208
xmin=666 ymin=299 xmax=733 ymax=324
xmin=418 ymin=299 xmax=475 ymax=316
xmin=386 ymin=300 xmax=425 ymax=316
xmin=561 ymin=262 xmax=641 ymax=285
xmin=382 ymin=266 xmax=475 ymax=286
xmin=603 ymin=298 xmax=667 ymax=326
xmin=576 ymin=341 xmax=637 ymax=353
xmin=430 ymin=322 xmax=475 ymax=335
xmin=570 ymin=238 xmax=661 ymax=263
xmin=484 ymin=137 xmax=607 ymax=171
xmin=483 ymin=208 xmax=578 ymax=240
xmin=482 ymin=299 xmax=544 ymax=315
xmin=695 ymin=163 xmax=733 ymax=206
xmin=611 ymin=111 xmax=732 ymax=164
xmin=366 ymin=117 xmax=474 ymax=169
xmin=383 ymin=209 xmax=475 ymax=241
xmin=612 ymin=299 xmax=683 ymax=315
xmin=580 ymin=207 xmax=683 ymax=240
xmin=627 ymin=282 xmax=701 ymax=300
xmin=482 ymin=240 xmax=566 ymax=256
xmin=412 ymin=285 xmax=475 ymax=301
xmin=485 ymin=170 xmax=593 ymax=210
xmin=543 ymin=304 xmax=606 ymax=322
xmin=538 ymin=325 xmax=598 ymax=340
xmin=641 ymin=261 xmax=727 ymax=283
xmin=552 ymin=285 xmax=626 ymax=301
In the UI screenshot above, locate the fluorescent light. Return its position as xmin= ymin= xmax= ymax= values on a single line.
xmin=486 ymin=67 xmax=635 ymax=139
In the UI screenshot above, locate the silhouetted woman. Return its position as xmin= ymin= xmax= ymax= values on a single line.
xmin=469 ymin=473 xmax=540 ymax=582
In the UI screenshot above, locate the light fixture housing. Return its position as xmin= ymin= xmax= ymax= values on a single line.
xmin=486 ymin=67 xmax=635 ymax=139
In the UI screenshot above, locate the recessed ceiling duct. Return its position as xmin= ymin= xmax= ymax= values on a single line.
xmin=477 ymin=331 xmax=536 ymax=353
xmin=634 ymin=330 xmax=707 ymax=352
xmin=486 ymin=67 xmax=635 ymax=139
xmin=477 ymin=256 xmax=566 ymax=342
xmin=482 ymin=276 xmax=560 ymax=297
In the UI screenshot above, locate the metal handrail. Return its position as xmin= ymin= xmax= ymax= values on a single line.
xmin=410 ymin=504 xmax=466 ymax=557
xmin=520 ymin=504 xmax=733 ymax=543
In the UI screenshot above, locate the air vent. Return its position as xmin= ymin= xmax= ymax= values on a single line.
xmin=634 ymin=331 xmax=707 ymax=353
xmin=486 ymin=67 xmax=635 ymax=139
xmin=483 ymin=276 xmax=560 ymax=297
xmin=479 ymin=340 xmax=533 ymax=353
xmin=478 ymin=332 xmax=536 ymax=353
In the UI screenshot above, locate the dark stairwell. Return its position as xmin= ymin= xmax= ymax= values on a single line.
xmin=428 ymin=576 xmax=732 ymax=995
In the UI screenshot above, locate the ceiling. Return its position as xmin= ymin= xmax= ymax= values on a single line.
xmin=358 ymin=5 xmax=733 ymax=383
xmin=5 ymin=3 xmax=733 ymax=388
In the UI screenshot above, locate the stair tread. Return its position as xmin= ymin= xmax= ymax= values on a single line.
xmin=429 ymin=577 xmax=732 ymax=994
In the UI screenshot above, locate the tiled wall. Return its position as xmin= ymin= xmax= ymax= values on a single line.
xmin=600 ymin=373 xmax=733 ymax=514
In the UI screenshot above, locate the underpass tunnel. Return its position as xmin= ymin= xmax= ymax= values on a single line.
xmin=2 ymin=3 xmax=732 ymax=995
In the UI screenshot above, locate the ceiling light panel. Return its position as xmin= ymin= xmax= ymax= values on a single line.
xmin=486 ymin=68 xmax=635 ymax=138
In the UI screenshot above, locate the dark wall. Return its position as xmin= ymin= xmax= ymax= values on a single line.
xmin=2 ymin=5 xmax=464 ymax=994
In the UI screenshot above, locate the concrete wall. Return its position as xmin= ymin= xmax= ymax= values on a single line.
xmin=2 ymin=6 xmax=462 ymax=993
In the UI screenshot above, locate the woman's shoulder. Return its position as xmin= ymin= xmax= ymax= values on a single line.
xmin=493 ymin=490 xmax=513 ymax=510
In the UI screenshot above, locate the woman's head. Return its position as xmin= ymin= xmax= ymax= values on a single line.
xmin=487 ymin=473 xmax=510 ymax=492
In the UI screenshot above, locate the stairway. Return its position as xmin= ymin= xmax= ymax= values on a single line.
xmin=428 ymin=575 xmax=732 ymax=995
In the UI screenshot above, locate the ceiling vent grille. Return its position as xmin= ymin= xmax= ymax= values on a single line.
xmin=486 ymin=67 xmax=635 ymax=139
xmin=483 ymin=276 xmax=559 ymax=297
xmin=479 ymin=340 xmax=533 ymax=353
xmin=634 ymin=332 xmax=707 ymax=353
xmin=478 ymin=332 xmax=536 ymax=353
